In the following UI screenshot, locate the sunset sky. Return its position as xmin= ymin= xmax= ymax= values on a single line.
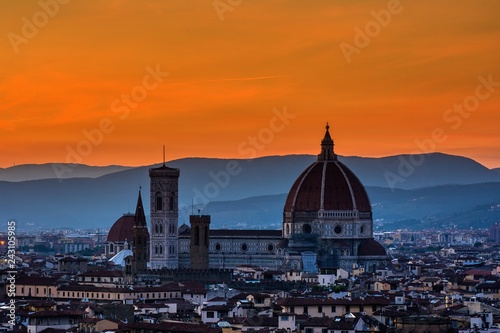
xmin=1 ymin=0 xmax=500 ymax=169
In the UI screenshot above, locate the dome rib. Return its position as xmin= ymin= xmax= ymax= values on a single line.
xmin=288 ymin=163 xmax=316 ymax=210
xmin=320 ymin=161 xmax=327 ymax=210
xmin=336 ymin=161 xmax=357 ymax=210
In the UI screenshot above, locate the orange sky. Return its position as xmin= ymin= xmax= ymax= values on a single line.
xmin=1 ymin=0 xmax=500 ymax=168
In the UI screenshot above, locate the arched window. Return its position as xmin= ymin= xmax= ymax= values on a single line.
xmin=159 ymin=245 xmax=163 ymax=255
xmin=159 ymin=224 xmax=163 ymax=234
xmin=109 ymin=243 xmax=114 ymax=253
xmin=155 ymin=245 xmax=158 ymax=255
xmin=155 ymin=192 xmax=163 ymax=211
xmin=286 ymin=224 xmax=290 ymax=235
xmin=155 ymin=224 xmax=159 ymax=234
xmin=169 ymin=192 xmax=175 ymax=211
xmin=194 ymin=226 xmax=200 ymax=246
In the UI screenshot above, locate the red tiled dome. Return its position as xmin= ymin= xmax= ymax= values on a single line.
xmin=358 ymin=239 xmax=387 ymax=256
xmin=284 ymin=160 xmax=371 ymax=213
xmin=284 ymin=124 xmax=371 ymax=215
xmin=107 ymin=214 xmax=135 ymax=242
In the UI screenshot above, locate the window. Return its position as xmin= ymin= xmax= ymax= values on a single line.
xmin=331 ymin=305 xmax=336 ymax=313
xmin=318 ymin=306 xmax=323 ymax=313
xmin=109 ymin=243 xmax=114 ymax=253
xmin=205 ymin=225 xmax=209 ymax=246
xmin=156 ymin=193 xmax=163 ymax=211
xmin=169 ymin=192 xmax=175 ymax=210
xmin=281 ymin=315 xmax=289 ymax=321
xmin=305 ymin=329 xmax=313 ymax=333
xmin=241 ymin=243 xmax=248 ymax=252
xmin=304 ymin=306 xmax=308 ymax=315
xmin=207 ymin=311 xmax=215 ymax=318
xmin=346 ymin=305 xmax=350 ymax=312
xmin=290 ymin=306 xmax=295 ymax=313
xmin=194 ymin=226 xmax=200 ymax=246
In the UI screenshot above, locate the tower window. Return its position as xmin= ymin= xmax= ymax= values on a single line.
xmin=303 ymin=224 xmax=312 ymax=234
xmin=194 ymin=226 xmax=200 ymax=246
xmin=169 ymin=192 xmax=175 ymax=211
xmin=241 ymin=243 xmax=248 ymax=252
xmin=204 ymin=225 xmax=209 ymax=247
xmin=156 ymin=193 xmax=162 ymax=211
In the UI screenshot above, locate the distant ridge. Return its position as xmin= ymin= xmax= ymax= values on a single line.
xmin=0 ymin=153 xmax=499 ymax=230
xmin=0 ymin=163 xmax=132 ymax=182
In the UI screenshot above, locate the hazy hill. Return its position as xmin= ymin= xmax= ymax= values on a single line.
xmin=1 ymin=153 xmax=499 ymax=231
xmin=192 ymin=183 xmax=500 ymax=231
xmin=0 ymin=163 xmax=131 ymax=182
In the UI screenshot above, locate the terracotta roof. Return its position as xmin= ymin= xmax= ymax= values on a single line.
xmin=284 ymin=160 xmax=371 ymax=213
xmin=16 ymin=276 xmax=60 ymax=286
xmin=209 ymin=230 xmax=281 ymax=237
xmin=276 ymin=296 xmax=390 ymax=307
xmin=29 ymin=310 xmax=86 ymax=317
xmin=107 ymin=214 xmax=135 ymax=242
xmin=358 ymin=239 xmax=387 ymax=256
xmin=120 ymin=321 xmax=219 ymax=333
xmin=79 ymin=270 xmax=123 ymax=277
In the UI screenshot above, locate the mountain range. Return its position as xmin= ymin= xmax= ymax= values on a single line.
xmin=1 ymin=153 xmax=499 ymax=231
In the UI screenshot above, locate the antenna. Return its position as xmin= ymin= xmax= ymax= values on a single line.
xmin=163 ymin=145 xmax=166 ymax=166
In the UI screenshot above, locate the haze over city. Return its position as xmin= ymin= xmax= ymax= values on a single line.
xmin=1 ymin=1 xmax=500 ymax=169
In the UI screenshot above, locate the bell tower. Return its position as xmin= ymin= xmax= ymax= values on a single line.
xmin=132 ymin=189 xmax=149 ymax=273
xmin=190 ymin=214 xmax=210 ymax=269
xmin=149 ymin=158 xmax=180 ymax=269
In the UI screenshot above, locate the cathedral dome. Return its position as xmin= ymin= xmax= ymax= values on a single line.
xmin=284 ymin=124 xmax=371 ymax=215
xmin=358 ymin=239 xmax=387 ymax=256
xmin=107 ymin=214 xmax=135 ymax=242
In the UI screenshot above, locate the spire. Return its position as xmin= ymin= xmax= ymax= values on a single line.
xmin=317 ymin=122 xmax=336 ymax=161
xmin=134 ymin=188 xmax=147 ymax=227
xmin=163 ymin=145 xmax=166 ymax=167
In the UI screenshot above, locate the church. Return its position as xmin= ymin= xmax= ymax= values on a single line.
xmin=106 ymin=124 xmax=388 ymax=274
